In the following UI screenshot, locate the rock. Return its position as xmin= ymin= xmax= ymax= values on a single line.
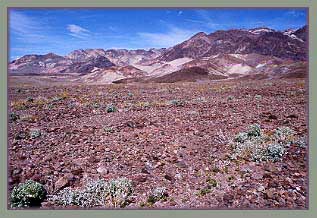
xmin=96 ymin=165 xmax=108 ymax=175
xmin=105 ymin=148 xmax=111 ymax=152
xmin=133 ymin=174 xmax=148 ymax=184
xmin=55 ymin=173 xmax=74 ymax=191
xmin=265 ymin=189 xmax=274 ymax=199
xmin=257 ymin=185 xmax=265 ymax=192
xmin=223 ymin=193 xmax=234 ymax=203
xmin=164 ymin=173 xmax=175 ymax=182
xmin=175 ymin=160 xmax=187 ymax=168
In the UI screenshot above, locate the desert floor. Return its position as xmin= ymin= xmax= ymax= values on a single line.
xmin=8 ymin=78 xmax=308 ymax=209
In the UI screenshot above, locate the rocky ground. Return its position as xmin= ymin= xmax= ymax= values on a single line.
xmin=8 ymin=78 xmax=308 ymax=209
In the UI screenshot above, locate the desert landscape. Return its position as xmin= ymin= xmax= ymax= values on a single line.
xmin=8 ymin=10 xmax=308 ymax=209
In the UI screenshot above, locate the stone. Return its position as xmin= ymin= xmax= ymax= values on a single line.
xmin=55 ymin=173 xmax=74 ymax=191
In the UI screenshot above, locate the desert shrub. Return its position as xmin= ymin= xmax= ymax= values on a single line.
xmin=11 ymin=100 xmax=28 ymax=110
xmin=9 ymin=112 xmax=20 ymax=122
xmin=295 ymin=136 xmax=307 ymax=148
xmin=227 ymin=96 xmax=234 ymax=101
xmin=266 ymin=144 xmax=285 ymax=162
xmin=254 ymin=94 xmax=262 ymax=101
xmin=137 ymin=101 xmax=150 ymax=108
xmin=10 ymin=180 xmax=47 ymax=208
xmin=107 ymin=178 xmax=133 ymax=207
xmin=230 ymin=124 xmax=295 ymax=162
xmin=49 ymin=178 xmax=133 ymax=208
xmin=147 ymin=187 xmax=167 ymax=204
xmin=15 ymin=131 xmax=28 ymax=140
xmin=169 ymin=99 xmax=185 ymax=107
xmin=51 ymin=96 xmax=64 ymax=103
xmin=274 ymin=126 xmax=295 ymax=144
xmin=106 ymin=105 xmax=117 ymax=113
xmin=234 ymin=132 xmax=249 ymax=143
xmin=30 ymin=129 xmax=41 ymax=139
xmin=247 ymin=123 xmax=262 ymax=137
xmin=92 ymin=102 xmax=100 ymax=109
xmin=26 ymin=97 xmax=34 ymax=103
xmin=103 ymin=127 xmax=115 ymax=133
xmin=206 ymin=177 xmax=217 ymax=188
xmin=197 ymin=187 xmax=211 ymax=196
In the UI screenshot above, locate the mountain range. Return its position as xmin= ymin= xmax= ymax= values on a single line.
xmin=9 ymin=25 xmax=307 ymax=84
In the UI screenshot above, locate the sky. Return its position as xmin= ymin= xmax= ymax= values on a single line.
xmin=9 ymin=8 xmax=307 ymax=60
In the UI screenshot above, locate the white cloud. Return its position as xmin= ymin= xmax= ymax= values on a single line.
xmin=10 ymin=10 xmax=47 ymax=42
xmin=178 ymin=11 xmax=183 ymax=16
xmin=138 ymin=26 xmax=198 ymax=48
xmin=67 ymin=24 xmax=90 ymax=39
xmin=195 ymin=10 xmax=220 ymax=29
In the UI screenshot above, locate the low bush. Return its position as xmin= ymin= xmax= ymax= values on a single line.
xmin=10 ymin=180 xmax=47 ymax=208
xmin=49 ymin=178 xmax=133 ymax=208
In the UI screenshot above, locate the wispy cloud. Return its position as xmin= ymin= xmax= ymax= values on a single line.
xmin=285 ymin=10 xmax=306 ymax=17
xmin=195 ymin=10 xmax=220 ymax=29
xmin=10 ymin=10 xmax=47 ymax=43
xmin=138 ymin=26 xmax=197 ymax=48
xmin=67 ymin=24 xmax=90 ymax=39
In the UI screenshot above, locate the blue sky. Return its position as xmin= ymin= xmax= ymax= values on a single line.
xmin=9 ymin=8 xmax=307 ymax=60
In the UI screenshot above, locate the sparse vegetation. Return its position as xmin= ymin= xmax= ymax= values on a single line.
xmin=49 ymin=178 xmax=133 ymax=208
xmin=9 ymin=112 xmax=20 ymax=122
xmin=147 ymin=187 xmax=168 ymax=204
xmin=169 ymin=99 xmax=185 ymax=107
xmin=30 ymin=129 xmax=41 ymax=139
xmin=230 ymin=124 xmax=296 ymax=162
xmin=106 ymin=105 xmax=117 ymax=113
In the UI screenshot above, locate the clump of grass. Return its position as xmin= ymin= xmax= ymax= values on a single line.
xmin=106 ymin=105 xmax=117 ymax=113
xmin=15 ymin=131 xmax=28 ymax=140
xmin=10 ymin=180 xmax=47 ymax=208
xmin=92 ymin=102 xmax=101 ymax=109
xmin=137 ymin=101 xmax=150 ymax=109
xmin=26 ymin=97 xmax=34 ymax=103
xmin=147 ymin=187 xmax=168 ymax=205
xmin=206 ymin=177 xmax=217 ymax=188
xmin=49 ymin=178 xmax=133 ymax=208
xmin=254 ymin=95 xmax=262 ymax=101
xmin=197 ymin=187 xmax=211 ymax=196
xmin=227 ymin=96 xmax=234 ymax=101
xmin=103 ymin=127 xmax=115 ymax=133
xmin=295 ymin=136 xmax=307 ymax=148
xmin=169 ymin=99 xmax=185 ymax=107
xmin=9 ymin=112 xmax=20 ymax=122
xmin=11 ymin=100 xmax=28 ymax=110
xmin=30 ymin=129 xmax=41 ymax=139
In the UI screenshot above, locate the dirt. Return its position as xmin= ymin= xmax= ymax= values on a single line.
xmin=8 ymin=78 xmax=308 ymax=209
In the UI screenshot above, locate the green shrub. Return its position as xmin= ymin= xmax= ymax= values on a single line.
xmin=30 ymin=129 xmax=41 ymax=139
xmin=266 ymin=144 xmax=285 ymax=162
xmin=15 ymin=131 xmax=28 ymax=140
xmin=106 ymin=105 xmax=117 ymax=113
xmin=107 ymin=178 xmax=133 ymax=207
xmin=26 ymin=97 xmax=34 ymax=103
xmin=147 ymin=187 xmax=167 ymax=204
xmin=227 ymin=96 xmax=234 ymax=101
xmin=169 ymin=99 xmax=185 ymax=107
xmin=254 ymin=95 xmax=262 ymax=101
xmin=10 ymin=180 xmax=47 ymax=208
xmin=247 ymin=124 xmax=261 ymax=137
xmin=9 ymin=112 xmax=20 ymax=122
xmin=103 ymin=127 xmax=115 ymax=133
